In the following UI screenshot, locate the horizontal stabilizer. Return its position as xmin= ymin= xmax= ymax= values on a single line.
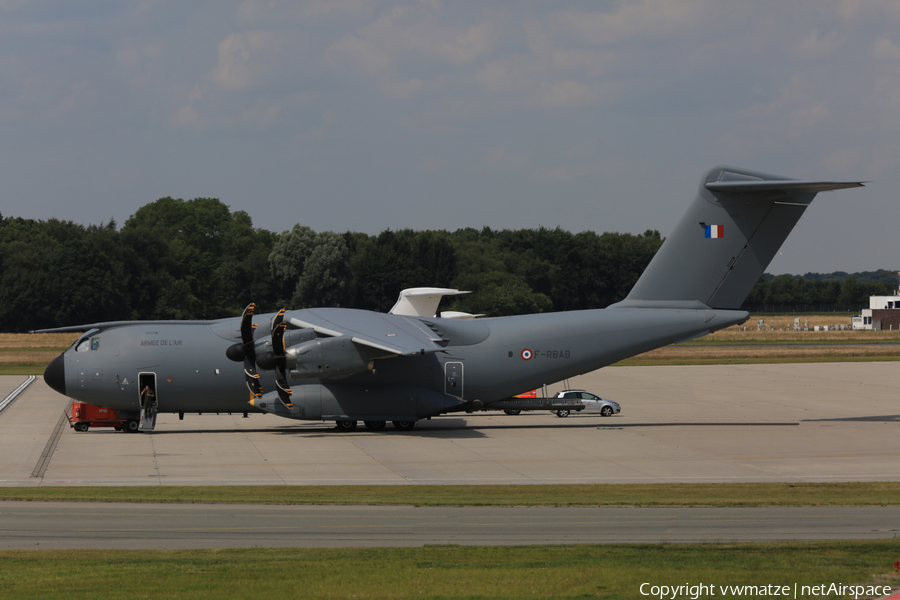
xmin=705 ymin=180 xmax=864 ymax=195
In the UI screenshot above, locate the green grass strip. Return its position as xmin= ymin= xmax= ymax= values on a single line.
xmin=678 ymin=339 xmax=900 ymax=346
xmin=2 ymin=482 xmax=899 ymax=506
xmin=0 ymin=364 xmax=49 ymax=375
xmin=1 ymin=542 xmax=898 ymax=599
xmin=613 ymin=356 xmax=900 ymax=366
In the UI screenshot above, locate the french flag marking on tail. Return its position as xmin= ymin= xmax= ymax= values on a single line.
xmin=704 ymin=225 xmax=724 ymax=239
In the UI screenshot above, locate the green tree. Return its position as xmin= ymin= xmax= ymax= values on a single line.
xmin=450 ymin=271 xmax=552 ymax=317
xmin=268 ymin=225 xmax=318 ymax=306
xmin=351 ymin=229 xmax=458 ymax=312
xmin=124 ymin=197 xmax=275 ymax=318
xmin=838 ymin=275 xmax=859 ymax=307
xmin=293 ymin=231 xmax=355 ymax=308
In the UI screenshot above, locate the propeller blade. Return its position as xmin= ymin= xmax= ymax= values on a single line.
xmin=272 ymin=318 xmax=286 ymax=357
xmin=271 ymin=317 xmax=294 ymax=409
xmin=240 ymin=303 xmax=258 ymax=348
xmin=271 ymin=308 xmax=285 ymax=336
xmin=244 ymin=358 xmax=263 ymax=399
xmin=240 ymin=303 xmax=262 ymax=399
xmin=275 ymin=376 xmax=293 ymax=409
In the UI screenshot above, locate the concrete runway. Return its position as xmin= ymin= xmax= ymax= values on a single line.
xmin=1 ymin=362 xmax=898 ymax=487
xmin=2 ymin=502 xmax=899 ymax=550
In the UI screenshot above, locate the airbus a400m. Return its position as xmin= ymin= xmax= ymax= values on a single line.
xmin=40 ymin=167 xmax=863 ymax=432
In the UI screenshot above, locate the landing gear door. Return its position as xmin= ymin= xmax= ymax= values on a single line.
xmin=444 ymin=361 xmax=464 ymax=399
xmin=138 ymin=373 xmax=158 ymax=432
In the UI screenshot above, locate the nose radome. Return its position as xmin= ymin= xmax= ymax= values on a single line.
xmin=44 ymin=353 xmax=66 ymax=396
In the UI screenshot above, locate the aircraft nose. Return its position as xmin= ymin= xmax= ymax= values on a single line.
xmin=44 ymin=353 xmax=66 ymax=396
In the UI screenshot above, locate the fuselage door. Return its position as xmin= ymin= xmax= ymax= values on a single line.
xmin=444 ymin=361 xmax=464 ymax=399
xmin=138 ymin=372 xmax=158 ymax=432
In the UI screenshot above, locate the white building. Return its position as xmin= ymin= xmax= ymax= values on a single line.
xmin=852 ymin=295 xmax=900 ymax=330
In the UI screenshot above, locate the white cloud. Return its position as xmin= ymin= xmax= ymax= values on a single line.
xmin=325 ymin=2 xmax=499 ymax=93
xmin=736 ymin=74 xmax=835 ymax=131
xmin=174 ymin=99 xmax=281 ymax=132
xmin=541 ymin=1 xmax=712 ymax=47
xmin=380 ymin=76 xmax=441 ymax=98
xmin=795 ymin=29 xmax=844 ymax=59
xmin=525 ymin=80 xmax=603 ymax=109
xmin=839 ymin=0 xmax=900 ymax=19
xmin=115 ymin=42 xmax=163 ymax=70
xmin=327 ymin=31 xmax=391 ymax=75
xmin=871 ymin=75 xmax=900 ymax=115
xmin=820 ymin=145 xmax=867 ymax=175
xmin=188 ymin=84 xmax=207 ymax=103
xmin=532 ymin=163 xmax=597 ymax=184
xmin=175 ymin=103 xmax=203 ymax=128
xmin=235 ymin=0 xmax=373 ymax=25
xmin=475 ymin=44 xmax=615 ymax=108
xmin=210 ymin=30 xmax=285 ymax=91
xmin=872 ymin=37 xmax=900 ymax=60
xmin=484 ymin=145 xmax=529 ymax=171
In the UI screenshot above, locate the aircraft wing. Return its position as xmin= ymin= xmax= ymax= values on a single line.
xmin=288 ymin=308 xmax=447 ymax=357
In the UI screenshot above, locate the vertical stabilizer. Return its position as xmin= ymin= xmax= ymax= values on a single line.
xmin=611 ymin=166 xmax=863 ymax=310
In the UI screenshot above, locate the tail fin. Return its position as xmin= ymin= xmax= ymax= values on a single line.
xmin=612 ymin=166 xmax=864 ymax=310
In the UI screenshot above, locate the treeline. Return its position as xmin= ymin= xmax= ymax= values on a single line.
xmin=1 ymin=197 xmax=892 ymax=332
xmin=0 ymin=197 xmax=662 ymax=332
xmin=743 ymin=272 xmax=897 ymax=313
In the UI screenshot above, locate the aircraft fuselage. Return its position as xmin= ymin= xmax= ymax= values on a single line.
xmin=45 ymin=306 xmax=747 ymax=422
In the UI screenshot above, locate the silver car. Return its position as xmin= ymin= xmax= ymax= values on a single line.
xmin=552 ymin=390 xmax=620 ymax=418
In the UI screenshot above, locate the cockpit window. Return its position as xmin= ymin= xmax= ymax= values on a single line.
xmin=75 ymin=337 xmax=100 ymax=352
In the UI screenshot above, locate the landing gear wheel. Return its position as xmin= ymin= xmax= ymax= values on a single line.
xmin=392 ymin=420 xmax=416 ymax=431
xmin=555 ymin=409 xmax=570 ymax=418
xmin=503 ymin=409 xmax=521 ymax=415
xmin=600 ymin=406 xmax=613 ymax=417
xmin=123 ymin=419 xmax=139 ymax=433
xmin=75 ymin=422 xmax=89 ymax=432
xmin=335 ymin=420 xmax=358 ymax=431
xmin=364 ymin=421 xmax=386 ymax=431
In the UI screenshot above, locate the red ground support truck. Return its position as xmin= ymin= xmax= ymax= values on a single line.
xmin=66 ymin=402 xmax=136 ymax=432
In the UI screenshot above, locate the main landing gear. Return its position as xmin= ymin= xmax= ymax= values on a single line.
xmin=333 ymin=420 xmax=415 ymax=432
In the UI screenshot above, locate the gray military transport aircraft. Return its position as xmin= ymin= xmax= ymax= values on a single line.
xmin=40 ymin=166 xmax=863 ymax=432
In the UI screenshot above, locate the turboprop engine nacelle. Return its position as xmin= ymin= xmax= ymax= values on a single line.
xmin=286 ymin=336 xmax=381 ymax=380
xmin=253 ymin=328 xmax=317 ymax=371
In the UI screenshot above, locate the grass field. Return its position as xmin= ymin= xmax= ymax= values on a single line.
xmin=2 ymin=482 xmax=900 ymax=507
xmin=0 ymin=332 xmax=74 ymax=375
xmin=620 ymin=315 xmax=900 ymax=365
xmin=1 ymin=542 xmax=897 ymax=599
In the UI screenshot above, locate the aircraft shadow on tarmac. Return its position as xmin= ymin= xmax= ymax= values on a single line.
xmin=134 ymin=418 xmax=487 ymax=438
xmin=115 ymin=417 xmax=808 ymax=439
xmin=465 ymin=421 xmax=800 ymax=430
xmin=801 ymin=414 xmax=900 ymax=423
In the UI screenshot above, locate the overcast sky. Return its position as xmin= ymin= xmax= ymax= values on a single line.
xmin=2 ymin=1 xmax=898 ymax=275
